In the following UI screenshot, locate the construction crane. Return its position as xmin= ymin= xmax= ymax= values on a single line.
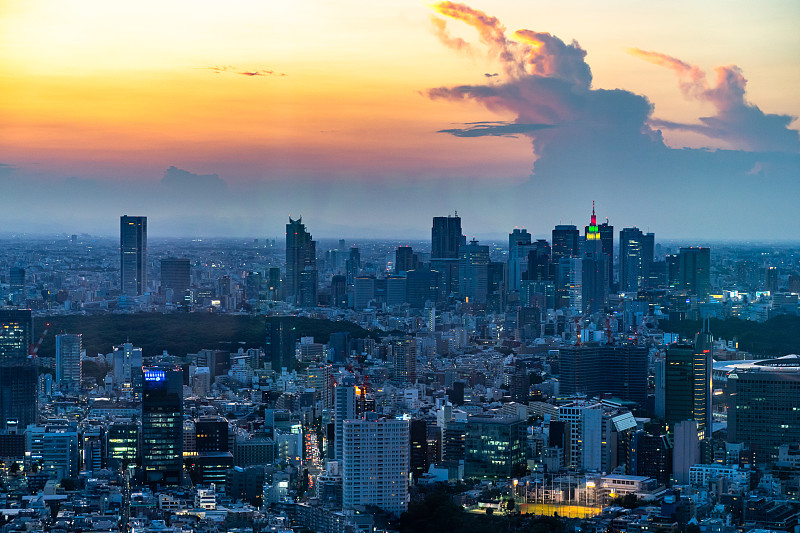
xmin=28 ymin=322 xmax=50 ymax=359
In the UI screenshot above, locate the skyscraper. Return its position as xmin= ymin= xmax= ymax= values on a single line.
xmin=431 ymin=215 xmax=464 ymax=299
xmin=394 ymin=246 xmax=416 ymax=274
xmin=559 ymin=344 xmax=648 ymax=406
xmin=342 ymin=415 xmax=409 ymax=515
xmin=0 ymin=309 xmax=33 ymax=360
xmin=665 ymin=329 xmax=712 ymax=439
xmin=619 ymin=227 xmax=653 ymax=293
xmin=678 ymin=247 xmax=711 ymax=298
xmin=0 ymin=361 xmax=38 ymax=430
xmin=285 ymin=217 xmax=317 ymax=305
xmin=333 ymin=384 xmax=356 ymax=462
xmin=120 ymin=215 xmax=147 ymax=296
xmin=508 ymin=228 xmax=532 ymax=294
xmin=551 ymin=225 xmax=579 ymax=264
xmin=160 ymin=258 xmax=191 ymax=294
xmin=265 ymin=318 xmax=296 ymax=371
xmin=142 ymin=366 xmax=184 ymax=485
xmin=458 ymin=239 xmax=489 ymax=304
xmin=55 ymin=334 xmax=82 ymax=392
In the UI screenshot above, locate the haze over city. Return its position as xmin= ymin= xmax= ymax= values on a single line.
xmin=1 ymin=0 xmax=799 ymax=239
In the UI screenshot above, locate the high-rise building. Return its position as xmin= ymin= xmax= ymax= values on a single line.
xmin=458 ymin=239 xmax=489 ymax=304
xmin=728 ymin=358 xmax=800 ymax=463
xmin=9 ymin=267 xmax=25 ymax=294
xmin=409 ymin=419 xmax=429 ymax=480
xmin=333 ymin=384 xmax=356 ymax=463
xmin=26 ymin=423 xmax=80 ymax=480
xmin=619 ymin=227 xmax=654 ymax=293
xmin=678 ymin=247 xmax=711 ymax=298
xmin=120 ymin=215 xmax=147 ymax=296
xmin=394 ymin=246 xmax=416 ymax=274
xmin=160 ymin=258 xmax=191 ymax=294
xmin=342 ymin=415 xmax=409 ymax=515
xmin=463 ymin=414 xmax=525 ymax=479
xmin=55 ymin=334 xmax=82 ymax=392
xmin=353 ymin=276 xmax=376 ymax=310
xmin=142 ymin=366 xmax=184 ymax=485
xmin=406 ymin=267 xmax=439 ymax=309
xmin=0 ymin=309 xmax=33 ymax=360
xmin=390 ymin=338 xmax=417 ymax=385
xmin=551 ymin=225 xmax=579 ymax=264
xmin=559 ymin=344 xmax=648 ymax=405
xmin=285 ymin=217 xmax=317 ymax=305
xmin=0 ymin=360 xmax=38 ymax=430
xmin=432 ymin=215 xmax=463 ymax=259
xmin=664 ymin=330 xmax=712 ymax=439
xmin=526 ymin=240 xmax=551 ymax=282
xmin=331 ymin=275 xmax=348 ymax=308
xmin=107 ymin=422 xmax=139 ymax=470
xmin=346 ymin=247 xmax=361 ymax=284
xmin=265 ymin=318 xmax=296 ymax=371
xmin=508 ymin=229 xmax=532 ymax=294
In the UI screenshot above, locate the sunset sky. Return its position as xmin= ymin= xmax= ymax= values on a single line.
xmin=1 ymin=0 xmax=798 ymax=240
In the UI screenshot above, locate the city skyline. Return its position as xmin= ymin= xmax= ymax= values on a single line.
xmin=1 ymin=1 xmax=798 ymax=239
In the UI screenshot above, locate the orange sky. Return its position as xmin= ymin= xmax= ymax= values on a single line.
xmin=2 ymin=0 xmax=798 ymax=185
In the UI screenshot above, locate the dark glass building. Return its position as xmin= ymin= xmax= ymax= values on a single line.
xmin=160 ymin=258 xmax=191 ymax=294
xmin=664 ymin=330 xmax=712 ymax=439
xmin=559 ymin=343 xmax=648 ymax=406
xmin=285 ymin=217 xmax=317 ymax=305
xmin=142 ymin=367 xmax=184 ymax=485
xmin=0 ymin=309 xmax=33 ymax=360
xmin=678 ymin=247 xmax=711 ymax=298
xmin=120 ymin=215 xmax=147 ymax=296
xmin=0 ymin=360 xmax=38 ymax=430
xmin=266 ymin=318 xmax=297 ymax=371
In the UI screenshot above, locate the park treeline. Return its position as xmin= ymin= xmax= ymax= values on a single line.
xmin=35 ymin=313 xmax=374 ymax=358
xmin=659 ymin=314 xmax=800 ymax=357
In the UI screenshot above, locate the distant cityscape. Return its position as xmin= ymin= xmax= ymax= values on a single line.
xmin=0 ymin=209 xmax=798 ymax=533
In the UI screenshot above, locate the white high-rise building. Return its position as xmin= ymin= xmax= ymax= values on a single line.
xmin=334 ymin=385 xmax=356 ymax=462
xmin=55 ymin=334 xmax=82 ymax=392
xmin=342 ymin=415 xmax=409 ymax=515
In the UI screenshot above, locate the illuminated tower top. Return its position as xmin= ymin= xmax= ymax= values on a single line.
xmin=586 ymin=201 xmax=600 ymax=240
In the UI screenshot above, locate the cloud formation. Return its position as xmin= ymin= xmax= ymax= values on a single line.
xmin=631 ymin=49 xmax=799 ymax=152
xmin=202 ymin=65 xmax=286 ymax=77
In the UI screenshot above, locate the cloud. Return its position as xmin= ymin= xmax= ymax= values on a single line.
xmin=161 ymin=166 xmax=228 ymax=199
xmin=429 ymin=15 xmax=473 ymax=54
xmin=438 ymin=121 xmax=553 ymax=138
xmin=201 ymin=65 xmax=286 ymax=77
xmin=630 ymin=48 xmax=799 ymax=153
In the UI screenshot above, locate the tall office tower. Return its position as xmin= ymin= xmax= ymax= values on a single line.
xmin=26 ymin=423 xmax=80 ymax=480
xmin=583 ymin=204 xmax=613 ymax=295
xmin=551 ymin=225 xmax=579 ymax=264
xmin=431 ymin=215 xmax=464 ymax=298
xmin=55 ymin=334 xmax=82 ymax=392
xmin=552 ymin=225 xmax=579 ymax=307
xmin=0 ymin=309 xmax=33 ymax=360
xmin=458 ymin=239 xmax=489 ymax=304
xmin=409 ymin=419 xmax=429 ymax=480
xmin=508 ymin=228 xmax=532 ymax=294
xmin=142 ymin=366 xmax=184 ymax=485
xmin=107 ymin=422 xmax=139 ymax=470
xmin=120 ymin=215 xmax=147 ymax=296
xmin=333 ymin=384 xmax=356 ymax=462
xmin=664 ymin=329 xmax=712 ymax=439
xmin=395 ymin=246 xmax=415 ymax=274
xmin=765 ymin=266 xmax=778 ymax=292
xmin=463 ymin=414 xmax=526 ymax=479
xmin=386 ymin=276 xmax=407 ymax=307
xmin=0 ymin=361 xmax=38 ymax=430
xmin=619 ymin=227 xmax=654 ymax=293
xmin=331 ymin=275 xmax=348 ymax=308
xmin=406 ymin=267 xmax=439 ymax=309
xmin=265 ymin=318 xmax=296 ymax=371
xmin=160 ymin=258 xmax=191 ymax=294
xmin=285 ymin=217 xmax=317 ymax=304
xmin=678 ymin=247 xmax=711 ymax=298
xmin=568 ymin=257 xmax=583 ymax=312
xmin=112 ymin=342 xmax=143 ymax=391
xmin=353 ymin=276 xmax=376 ymax=310
xmin=342 ymin=415 xmax=409 ymax=515
xmin=390 ymin=338 xmax=417 ymax=385
xmin=728 ymin=359 xmax=800 ymax=462
xmin=526 ymin=240 xmax=551 ymax=281
xmin=559 ymin=344 xmax=649 ymax=406
xmin=9 ymin=267 xmax=25 ymax=293
xmin=306 ymin=363 xmax=333 ymax=410
xmin=299 ymin=269 xmax=318 ymax=307
xmin=432 ymin=214 xmax=463 ymax=259
xmin=346 ymin=246 xmax=361 ymax=285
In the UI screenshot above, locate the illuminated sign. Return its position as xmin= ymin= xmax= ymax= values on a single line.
xmin=144 ymin=370 xmax=166 ymax=382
